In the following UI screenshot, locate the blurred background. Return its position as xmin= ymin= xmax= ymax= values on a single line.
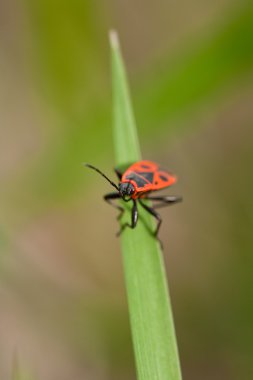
xmin=0 ymin=0 xmax=253 ymax=379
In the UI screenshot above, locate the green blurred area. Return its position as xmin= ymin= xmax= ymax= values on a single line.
xmin=0 ymin=1 xmax=253 ymax=379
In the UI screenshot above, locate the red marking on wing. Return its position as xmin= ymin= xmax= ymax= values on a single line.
xmin=126 ymin=160 xmax=158 ymax=174
xmin=121 ymin=160 xmax=177 ymax=195
xmin=152 ymin=170 xmax=177 ymax=190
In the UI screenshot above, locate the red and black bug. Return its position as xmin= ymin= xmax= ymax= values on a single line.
xmin=85 ymin=160 xmax=182 ymax=238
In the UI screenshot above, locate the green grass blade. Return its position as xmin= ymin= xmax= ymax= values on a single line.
xmin=110 ymin=31 xmax=141 ymax=165
xmin=110 ymin=30 xmax=182 ymax=380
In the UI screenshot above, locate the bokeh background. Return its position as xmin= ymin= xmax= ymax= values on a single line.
xmin=1 ymin=1 xmax=253 ymax=379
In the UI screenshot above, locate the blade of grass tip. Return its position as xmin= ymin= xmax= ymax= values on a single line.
xmin=110 ymin=30 xmax=141 ymax=165
xmin=110 ymin=30 xmax=182 ymax=380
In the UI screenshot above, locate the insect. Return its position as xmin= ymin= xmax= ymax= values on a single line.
xmin=85 ymin=160 xmax=182 ymax=238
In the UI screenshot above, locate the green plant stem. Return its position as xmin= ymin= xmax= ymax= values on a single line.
xmin=110 ymin=30 xmax=182 ymax=380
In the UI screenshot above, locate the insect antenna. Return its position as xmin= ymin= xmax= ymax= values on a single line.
xmin=84 ymin=163 xmax=119 ymax=191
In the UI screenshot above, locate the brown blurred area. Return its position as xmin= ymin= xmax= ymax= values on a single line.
xmin=0 ymin=0 xmax=253 ymax=379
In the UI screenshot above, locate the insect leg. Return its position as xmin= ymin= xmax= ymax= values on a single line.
xmin=139 ymin=199 xmax=162 ymax=238
xmin=104 ymin=192 xmax=124 ymax=220
xmin=145 ymin=195 xmax=182 ymax=209
xmin=116 ymin=199 xmax=138 ymax=236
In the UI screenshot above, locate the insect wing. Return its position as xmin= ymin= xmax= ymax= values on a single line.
xmin=152 ymin=170 xmax=177 ymax=190
xmin=121 ymin=160 xmax=176 ymax=193
xmin=130 ymin=160 xmax=158 ymax=172
xmin=122 ymin=161 xmax=157 ymax=192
